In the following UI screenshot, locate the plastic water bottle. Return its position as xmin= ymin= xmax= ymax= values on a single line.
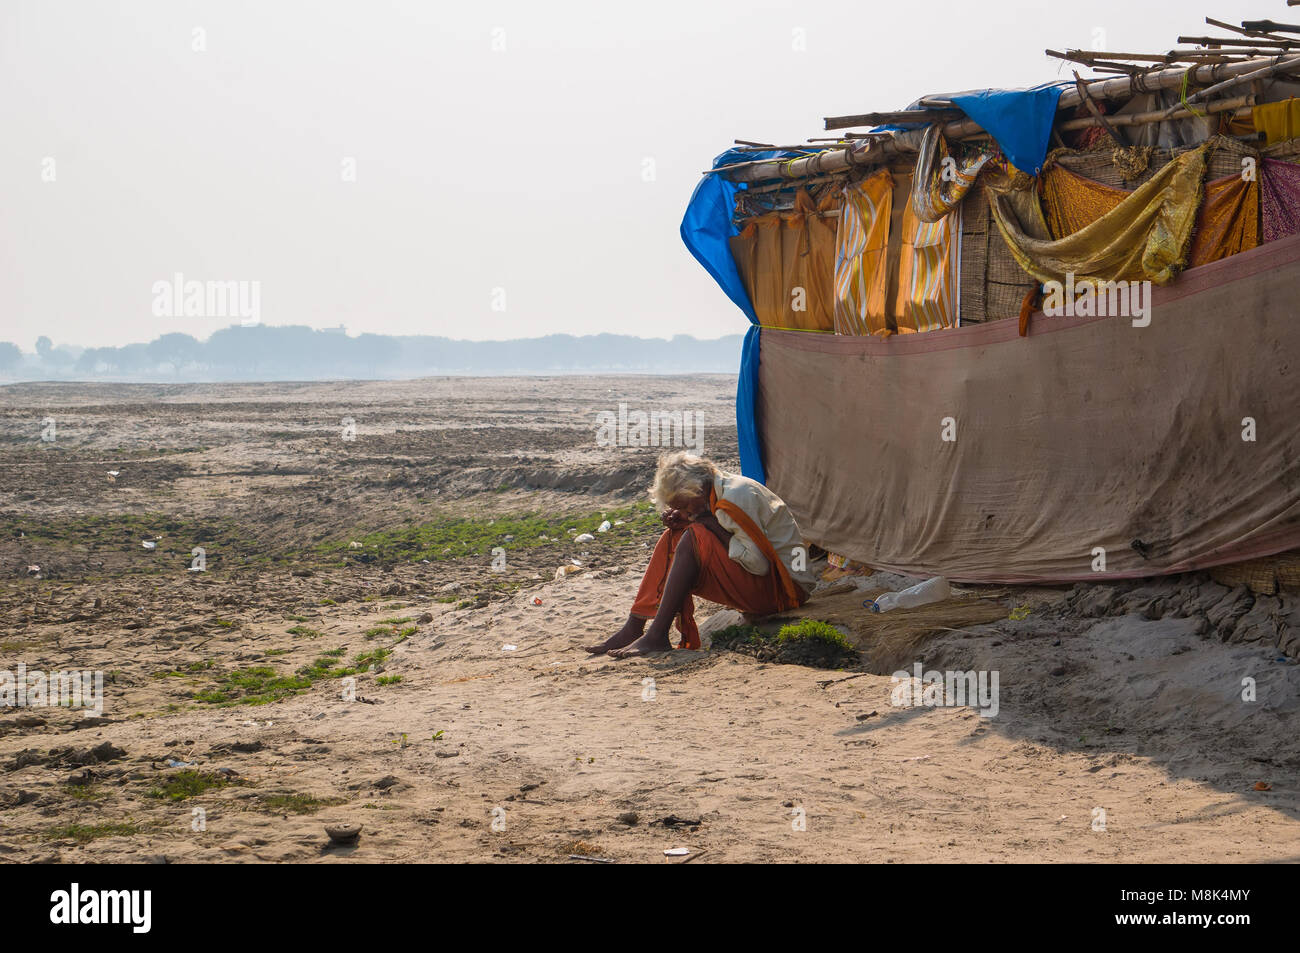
xmin=869 ymin=576 xmax=951 ymax=613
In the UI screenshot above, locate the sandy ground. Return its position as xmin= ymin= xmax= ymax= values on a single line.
xmin=1 ymin=376 xmax=1298 ymax=863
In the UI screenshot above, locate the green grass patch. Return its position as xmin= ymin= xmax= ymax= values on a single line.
xmin=146 ymin=769 xmax=241 ymax=801
xmin=776 ymin=619 xmax=855 ymax=651
xmin=43 ymin=821 xmax=141 ymax=843
xmin=376 ymin=675 xmax=402 ymax=685
xmin=711 ymin=620 xmax=858 ymax=670
xmin=352 ymin=647 xmax=391 ymax=670
xmin=191 ymin=666 xmax=314 ymax=706
xmin=258 ymin=793 xmax=346 ymax=815
xmin=316 ymin=501 xmax=658 ymax=564
xmin=287 ymin=625 xmax=322 ymax=638
xmin=0 ymin=512 xmax=271 ymax=574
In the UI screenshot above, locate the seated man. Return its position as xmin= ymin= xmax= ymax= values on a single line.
xmin=586 ymin=451 xmax=815 ymax=658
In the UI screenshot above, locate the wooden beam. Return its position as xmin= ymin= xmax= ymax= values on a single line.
xmin=824 ymin=109 xmax=962 ymax=131
xmin=1242 ymin=20 xmax=1300 ymax=35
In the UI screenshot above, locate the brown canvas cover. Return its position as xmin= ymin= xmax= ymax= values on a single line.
xmin=756 ymin=230 xmax=1300 ymax=583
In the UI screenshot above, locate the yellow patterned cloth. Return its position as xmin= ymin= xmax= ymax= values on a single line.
xmin=833 ymin=170 xmax=893 ymax=335
xmin=1041 ymin=161 xmax=1126 ymax=240
xmin=910 ymin=124 xmax=994 ymax=223
xmin=1252 ymin=98 xmax=1300 ymax=146
xmin=991 ymin=144 xmax=1208 ymax=287
xmin=894 ymin=195 xmax=962 ymax=332
xmin=1041 ymin=156 xmax=1258 ymax=270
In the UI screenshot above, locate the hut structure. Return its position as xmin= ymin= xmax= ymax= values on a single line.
xmin=682 ymin=9 xmax=1300 ymax=585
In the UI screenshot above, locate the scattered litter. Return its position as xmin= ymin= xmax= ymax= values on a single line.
xmin=569 ymin=854 xmax=615 ymax=863
xmin=597 ymin=521 xmax=611 ymax=533
xmin=165 ymin=759 xmax=195 ymax=768
xmin=1009 ymin=604 xmax=1032 ymax=621
xmin=349 ymin=541 xmax=363 ymax=549
xmin=554 ymin=565 xmax=581 ymax=581
xmin=574 ymin=533 xmax=595 ymax=543
xmin=532 ymin=597 xmax=543 ymax=606
xmin=663 ymin=847 xmax=691 ymax=857
xmin=901 ymin=754 xmax=931 ymax=763
xmin=867 ymin=576 xmax=950 ymax=613
xmin=141 ymin=541 xmax=157 ymax=550
xmin=614 ymin=520 xmax=625 ymax=526
xmin=106 ymin=470 xmax=120 ymax=482
xmin=26 ymin=565 xmax=40 ymax=577
xmin=502 ymin=534 xmax=514 ymax=542
xmin=501 ymin=644 xmax=517 ymax=652
xmin=1254 ymin=781 xmax=1273 ymax=791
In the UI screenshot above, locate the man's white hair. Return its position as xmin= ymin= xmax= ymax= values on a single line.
xmin=651 ymin=451 xmax=720 ymax=508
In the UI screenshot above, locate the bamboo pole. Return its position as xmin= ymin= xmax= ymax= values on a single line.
xmin=1242 ymin=20 xmax=1300 ymax=35
xmin=1159 ymin=53 xmax=1300 ymax=116
xmin=1204 ymin=16 xmax=1278 ymax=39
xmin=824 ymin=108 xmax=962 ymax=131
xmin=721 ymin=56 xmax=1285 ymax=183
xmin=1050 ymin=48 xmax=1234 ymax=64
xmin=1057 ymin=93 xmax=1252 ymax=131
xmin=1178 ymin=35 xmax=1299 ymax=47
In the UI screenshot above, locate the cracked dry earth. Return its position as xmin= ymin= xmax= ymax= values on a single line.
xmin=1 ymin=375 xmax=1298 ymax=863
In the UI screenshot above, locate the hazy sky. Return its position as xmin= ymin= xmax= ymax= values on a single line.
xmin=0 ymin=0 xmax=1267 ymax=348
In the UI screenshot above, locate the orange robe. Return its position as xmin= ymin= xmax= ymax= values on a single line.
xmin=630 ymin=525 xmax=807 ymax=650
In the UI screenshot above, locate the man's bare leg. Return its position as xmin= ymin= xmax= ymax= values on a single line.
xmin=583 ymin=614 xmax=646 ymax=654
xmin=609 ymin=529 xmax=700 ymax=658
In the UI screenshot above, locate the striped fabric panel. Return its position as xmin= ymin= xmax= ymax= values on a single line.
xmin=833 ymin=170 xmax=893 ymax=335
xmin=896 ymin=197 xmax=962 ymax=332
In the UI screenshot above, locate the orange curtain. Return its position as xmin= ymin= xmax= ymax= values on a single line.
xmin=729 ymin=189 xmax=838 ymax=331
xmin=1188 ymin=173 xmax=1259 ymax=267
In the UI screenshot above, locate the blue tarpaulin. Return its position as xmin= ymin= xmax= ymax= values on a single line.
xmin=680 ymin=148 xmax=805 ymax=483
xmin=876 ymin=84 xmax=1069 ymax=176
xmin=949 ymin=83 xmax=1068 ymax=175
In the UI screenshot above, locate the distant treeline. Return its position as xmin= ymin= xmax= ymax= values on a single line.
xmin=0 ymin=327 xmax=745 ymax=380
